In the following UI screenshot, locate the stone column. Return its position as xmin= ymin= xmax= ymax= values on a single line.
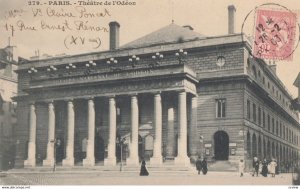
xmin=189 ymin=96 xmax=198 ymax=161
xmin=43 ymin=101 xmax=56 ymax=166
xmin=104 ymin=96 xmax=117 ymax=166
xmin=24 ymin=103 xmax=37 ymax=167
xmin=83 ymin=98 xmax=95 ymax=166
xmin=175 ymin=91 xmax=190 ymax=165
xmin=150 ymin=93 xmax=163 ymax=165
xmin=166 ymin=107 xmax=175 ymax=159
xmin=62 ymin=100 xmax=75 ymax=166
xmin=127 ymin=95 xmax=139 ymax=166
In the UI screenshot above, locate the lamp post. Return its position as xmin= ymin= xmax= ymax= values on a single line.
xmin=129 ymin=55 xmax=140 ymax=68
xmin=200 ymin=135 xmax=204 ymax=158
xmin=150 ymin=52 xmax=164 ymax=68
xmin=175 ymin=49 xmax=187 ymax=64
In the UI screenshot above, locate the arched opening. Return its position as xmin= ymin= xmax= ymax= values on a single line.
xmin=144 ymin=135 xmax=154 ymax=161
xmin=246 ymin=132 xmax=251 ymax=158
xmin=252 ymin=134 xmax=257 ymax=157
xmin=258 ymin=136 xmax=262 ymax=159
xmin=272 ymin=142 xmax=275 ymax=159
xmin=263 ymin=139 xmax=266 ymax=159
xmin=214 ymin=131 xmax=229 ymax=160
xmin=138 ymin=135 xmax=143 ymax=161
xmin=55 ymin=137 xmax=65 ymax=164
xmin=95 ymin=133 xmax=105 ymax=162
xmin=267 ymin=141 xmax=271 ymax=159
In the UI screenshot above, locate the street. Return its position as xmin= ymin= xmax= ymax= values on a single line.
xmin=0 ymin=171 xmax=294 ymax=185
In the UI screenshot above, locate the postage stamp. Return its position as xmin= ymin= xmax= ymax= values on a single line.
xmin=253 ymin=8 xmax=297 ymax=61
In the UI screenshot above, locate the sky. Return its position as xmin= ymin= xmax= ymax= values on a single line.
xmin=0 ymin=0 xmax=299 ymax=97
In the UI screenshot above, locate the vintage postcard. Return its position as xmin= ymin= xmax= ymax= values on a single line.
xmin=0 ymin=0 xmax=300 ymax=187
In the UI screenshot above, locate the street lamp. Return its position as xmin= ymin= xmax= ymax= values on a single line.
xmin=175 ymin=49 xmax=188 ymax=64
xmin=129 ymin=55 xmax=140 ymax=68
xmin=149 ymin=52 xmax=164 ymax=68
xmin=200 ymin=135 xmax=204 ymax=158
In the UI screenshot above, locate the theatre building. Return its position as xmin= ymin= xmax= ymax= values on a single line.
xmin=14 ymin=6 xmax=300 ymax=171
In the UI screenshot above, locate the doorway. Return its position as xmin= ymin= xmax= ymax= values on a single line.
xmin=214 ymin=131 xmax=229 ymax=160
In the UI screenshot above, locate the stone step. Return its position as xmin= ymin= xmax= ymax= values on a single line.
xmin=208 ymin=161 xmax=237 ymax=172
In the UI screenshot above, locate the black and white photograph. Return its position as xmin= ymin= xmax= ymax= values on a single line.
xmin=0 ymin=0 xmax=300 ymax=186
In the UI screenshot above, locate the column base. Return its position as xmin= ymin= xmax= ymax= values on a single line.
xmin=62 ymin=157 xmax=74 ymax=167
xmin=43 ymin=158 xmax=55 ymax=167
xmin=150 ymin=156 xmax=163 ymax=166
xmin=24 ymin=158 xmax=36 ymax=167
xmin=174 ymin=156 xmax=190 ymax=166
xmin=83 ymin=157 xmax=95 ymax=167
xmin=104 ymin=157 xmax=116 ymax=166
xmin=126 ymin=157 xmax=139 ymax=166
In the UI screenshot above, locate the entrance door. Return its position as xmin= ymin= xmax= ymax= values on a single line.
xmin=214 ymin=131 xmax=229 ymax=160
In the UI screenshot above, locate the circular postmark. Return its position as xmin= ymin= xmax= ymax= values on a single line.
xmin=241 ymin=3 xmax=300 ymax=61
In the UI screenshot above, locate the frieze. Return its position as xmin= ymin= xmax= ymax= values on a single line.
xmin=30 ymin=79 xmax=185 ymax=101
xmin=30 ymin=64 xmax=196 ymax=89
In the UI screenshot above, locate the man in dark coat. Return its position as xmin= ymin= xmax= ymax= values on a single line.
xmin=261 ymin=158 xmax=268 ymax=177
xmin=196 ymin=157 xmax=203 ymax=175
xmin=202 ymin=158 xmax=208 ymax=175
xmin=140 ymin=160 xmax=149 ymax=176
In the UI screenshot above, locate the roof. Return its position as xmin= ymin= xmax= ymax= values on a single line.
xmin=121 ymin=23 xmax=206 ymax=49
xmin=293 ymin=73 xmax=300 ymax=87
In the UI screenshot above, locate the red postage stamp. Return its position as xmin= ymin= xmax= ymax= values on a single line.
xmin=253 ymin=8 xmax=297 ymax=61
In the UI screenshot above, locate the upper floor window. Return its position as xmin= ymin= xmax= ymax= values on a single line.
xmin=247 ymin=100 xmax=251 ymax=120
xmin=253 ymin=103 xmax=257 ymax=122
xmin=280 ymin=122 xmax=282 ymax=137
xmin=216 ymin=99 xmax=226 ymax=118
xmin=262 ymin=111 xmax=265 ymax=128
xmin=252 ymin=66 xmax=257 ymax=78
xmin=262 ymin=77 xmax=265 ymax=85
xmin=276 ymin=120 xmax=278 ymax=135
xmin=272 ymin=118 xmax=275 ymax=133
xmin=258 ymin=107 xmax=261 ymax=126
xmin=267 ymin=115 xmax=270 ymax=131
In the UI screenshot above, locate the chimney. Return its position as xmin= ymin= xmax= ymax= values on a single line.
xmin=109 ymin=21 xmax=120 ymax=50
xmin=228 ymin=5 xmax=236 ymax=34
xmin=268 ymin=60 xmax=277 ymax=74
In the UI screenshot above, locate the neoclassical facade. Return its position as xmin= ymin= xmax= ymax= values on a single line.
xmin=14 ymin=7 xmax=300 ymax=171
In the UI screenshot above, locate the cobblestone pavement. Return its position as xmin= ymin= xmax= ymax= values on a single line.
xmin=0 ymin=171 xmax=294 ymax=185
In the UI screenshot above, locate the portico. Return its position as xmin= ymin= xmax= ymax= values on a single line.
xmin=22 ymin=63 xmax=198 ymax=168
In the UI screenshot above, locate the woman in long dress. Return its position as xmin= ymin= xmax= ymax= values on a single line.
xmin=140 ymin=160 xmax=149 ymax=176
xmin=269 ymin=159 xmax=277 ymax=177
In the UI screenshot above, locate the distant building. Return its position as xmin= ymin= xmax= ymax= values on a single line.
xmin=0 ymin=45 xmax=18 ymax=170
xmin=14 ymin=5 xmax=300 ymax=171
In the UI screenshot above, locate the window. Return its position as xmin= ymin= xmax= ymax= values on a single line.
xmin=280 ymin=122 xmax=282 ymax=137
xmin=267 ymin=115 xmax=270 ymax=131
xmin=116 ymin=107 xmax=121 ymax=125
xmin=262 ymin=77 xmax=265 ymax=85
xmin=276 ymin=120 xmax=278 ymax=135
xmin=252 ymin=66 xmax=257 ymax=78
xmin=263 ymin=111 xmax=265 ymax=128
xmin=216 ymin=99 xmax=226 ymax=118
xmin=283 ymin=125 xmax=285 ymax=139
xmin=247 ymin=100 xmax=251 ymax=119
xmin=253 ymin=104 xmax=256 ymax=122
xmin=268 ymin=82 xmax=270 ymax=89
xmin=258 ymin=107 xmax=261 ymax=126
xmin=272 ymin=118 xmax=274 ymax=133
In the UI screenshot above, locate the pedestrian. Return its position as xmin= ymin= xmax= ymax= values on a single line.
xmin=139 ymin=159 xmax=149 ymax=176
xmin=269 ymin=159 xmax=277 ymax=177
xmin=258 ymin=161 xmax=262 ymax=174
xmin=252 ymin=157 xmax=259 ymax=177
xmin=238 ymin=159 xmax=244 ymax=177
xmin=202 ymin=158 xmax=208 ymax=175
xmin=195 ymin=156 xmax=202 ymax=175
xmin=261 ymin=158 xmax=268 ymax=177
